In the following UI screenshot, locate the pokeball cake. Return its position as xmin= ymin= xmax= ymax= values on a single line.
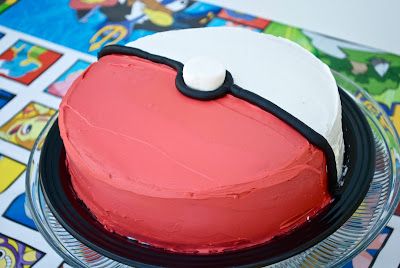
xmin=58 ymin=27 xmax=346 ymax=254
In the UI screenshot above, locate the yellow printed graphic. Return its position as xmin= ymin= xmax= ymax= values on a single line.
xmin=89 ymin=25 xmax=127 ymax=52
xmin=391 ymin=104 xmax=400 ymax=134
xmin=144 ymin=8 xmax=173 ymax=27
xmin=0 ymin=102 xmax=55 ymax=150
xmin=0 ymin=233 xmax=44 ymax=267
xmin=0 ymin=155 xmax=25 ymax=192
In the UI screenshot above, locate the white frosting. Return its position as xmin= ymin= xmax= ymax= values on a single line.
xmin=127 ymin=27 xmax=344 ymax=178
xmin=183 ymin=56 xmax=226 ymax=91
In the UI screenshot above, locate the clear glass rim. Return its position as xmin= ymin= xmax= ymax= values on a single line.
xmin=330 ymin=70 xmax=400 ymax=266
xmin=25 ymin=112 xmax=87 ymax=268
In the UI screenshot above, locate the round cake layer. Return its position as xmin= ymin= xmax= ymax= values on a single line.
xmin=59 ymin=54 xmax=332 ymax=253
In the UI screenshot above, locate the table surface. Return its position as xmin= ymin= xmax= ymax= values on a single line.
xmin=0 ymin=1 xmax=399 ymax=267
xmin=205 ymin=0 xmax=400 ymax=55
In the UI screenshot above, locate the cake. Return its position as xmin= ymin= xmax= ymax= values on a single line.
xmin=58 ymin=27 xmax=344 ymax=253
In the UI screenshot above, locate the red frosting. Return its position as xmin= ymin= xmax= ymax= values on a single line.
xmin=59 ymin=54 xmax=332 ymax=253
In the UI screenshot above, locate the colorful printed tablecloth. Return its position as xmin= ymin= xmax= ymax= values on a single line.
xmin=0 ymin=1 xmax=399 ymax=267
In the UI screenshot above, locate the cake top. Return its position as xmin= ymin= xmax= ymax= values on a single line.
xmin=128 ymin=27 xmax=344 ymax=179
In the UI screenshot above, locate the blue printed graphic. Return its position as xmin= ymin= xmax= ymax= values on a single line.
xmin=3 ymin=193 xmax=37 ymax=230
xmin=0 ymin=89 xmax=15 ymax=109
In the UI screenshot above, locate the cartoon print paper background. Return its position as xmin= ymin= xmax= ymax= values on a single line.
xmin=0 ymin=40 xmax=62 ymax=85
xmin=0 ymin=1 xmax=399 ymax=267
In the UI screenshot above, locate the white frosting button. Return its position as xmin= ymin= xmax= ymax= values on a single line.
xmin=182 ymin=56 xmax=226 ymax=91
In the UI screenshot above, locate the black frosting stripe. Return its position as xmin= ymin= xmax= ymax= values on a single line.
xmin=99 ymin=45 xmax=234 ymax=101
xmin=98 ymin=45 xmax=342 ymax=196
xmin=99 ymin=44 xmax=183 ymax=70
xmin=231 ymin=85 xmax=339 ymax=195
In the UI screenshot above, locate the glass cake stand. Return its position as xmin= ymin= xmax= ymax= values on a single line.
xmin=26 ymin=71 xmax=400 ymax=268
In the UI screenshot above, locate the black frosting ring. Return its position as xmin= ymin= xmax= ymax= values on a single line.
xmin=175 ymin=70 xmax=233 ymax=101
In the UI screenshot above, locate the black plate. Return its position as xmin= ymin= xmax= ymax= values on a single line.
xmin=39 ymin=89 xmax=375 ymax=267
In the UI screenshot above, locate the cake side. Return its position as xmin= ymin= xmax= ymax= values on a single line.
xmin=67 ymin=148 xmax=330 ymax=253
